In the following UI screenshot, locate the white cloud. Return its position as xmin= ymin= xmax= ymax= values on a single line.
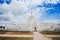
xmin=0 ymin=0 xmax=60 ymax=24
xmin=42 ymin=19 xmax=60 ymax=23
xmin=45 ymin=0 xmax=60 ymax=4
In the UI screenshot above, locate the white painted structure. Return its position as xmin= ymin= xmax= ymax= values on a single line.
xmin=0 ymin=12 xmax=60 ymax=32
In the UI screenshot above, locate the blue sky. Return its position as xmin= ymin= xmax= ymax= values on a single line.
xmin=38 ymin=3 xmax=60 ymax=22
xmin=0 ymin=0 xmax=60 ymax=24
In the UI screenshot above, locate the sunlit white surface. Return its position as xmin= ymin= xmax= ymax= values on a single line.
xmin=33 ymin=32 xmax=52 ymax=40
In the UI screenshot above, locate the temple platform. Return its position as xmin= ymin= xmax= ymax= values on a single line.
xmin=0 ymin=31 xmax=60 ymax=40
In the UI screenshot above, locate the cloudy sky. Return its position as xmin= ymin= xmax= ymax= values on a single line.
xmin=0 ymin=0 xmax=60 ymax=25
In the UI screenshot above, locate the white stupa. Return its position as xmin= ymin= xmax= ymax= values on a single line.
xmin=27 ymin=12 xmax=40 ymax=31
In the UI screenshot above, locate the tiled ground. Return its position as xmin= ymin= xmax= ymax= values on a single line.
xmin=0 ymin=32 xmax=60 ymax=40
xmin=0 ymin=31 xmax=33 ymax=40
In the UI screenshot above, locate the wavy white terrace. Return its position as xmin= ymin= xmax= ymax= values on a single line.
xmin=0 ymin=12 xmax=60 ymax=32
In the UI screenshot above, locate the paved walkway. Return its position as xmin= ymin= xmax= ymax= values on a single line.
xmin=33 ymin=32 xmax=52 ymax=40
xmin=0 ymin=34 xmax=33 ymax=37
